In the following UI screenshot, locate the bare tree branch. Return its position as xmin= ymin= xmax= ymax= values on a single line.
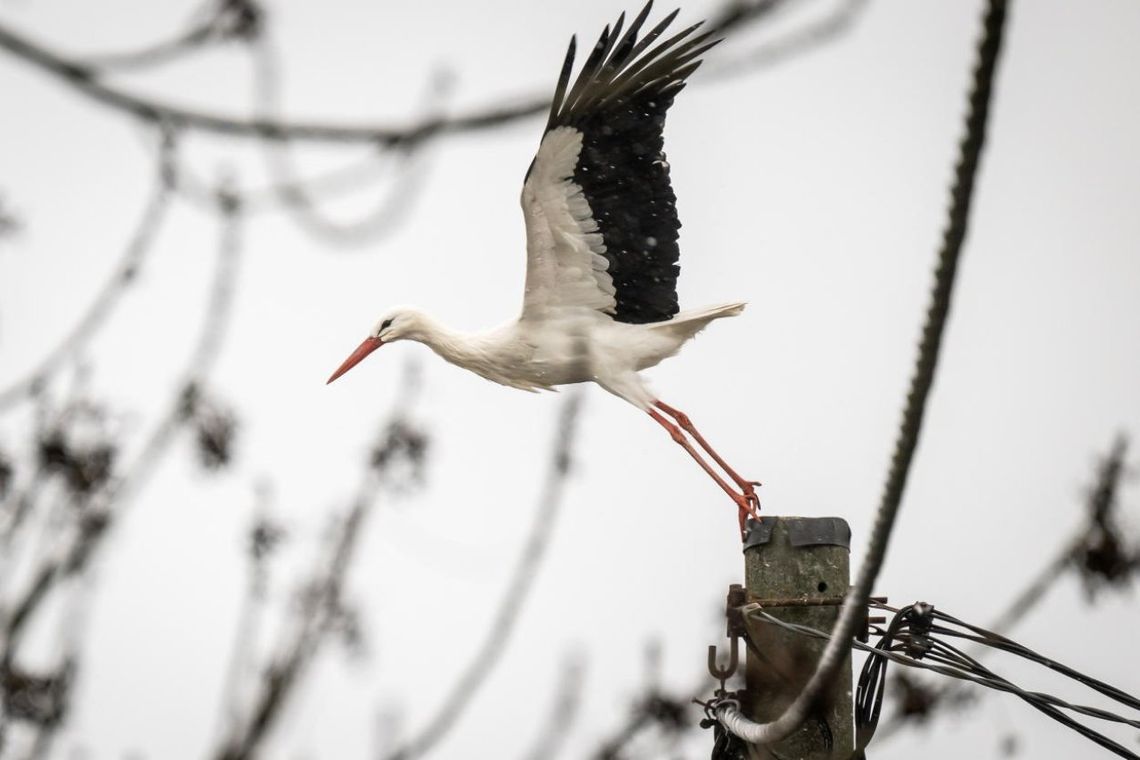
xmin=78 ymin=0 xmax=261 ymax=72
xmin=518 ymin=652 xmax=586 ymax=760
xmin=0 ymin=1 xmax=788 ymax=147
xmin=0 ymin=18 xmax=540 ymax=146
xmin=383 ymin=391 xmax=583 ymax=760
xmin=590 ymin=674 xmax=712 ymax=760
xmin=0 ymin=194 xmax=18 ymax=238
xmin=215 ymin=469 xmax=382 ymax=760
xmin=0 ymin=138 xmax=176 ymax=411
xmin=248 ymin=34 xmax=436 ymax=243
xmin=708 ymin=0 xmax=869 ymax=80
xmin=213 ymin=362 xmax=427 ymax=760
xmin=0 ymin=188 xmax=244 ymax=654
xmin=873 ymin=434 xmax=1136 ymax=742
xmin=210 ymin=484 xmax=282 ymax=748
xmin=79 ymin=22 xmax=215 ymax=72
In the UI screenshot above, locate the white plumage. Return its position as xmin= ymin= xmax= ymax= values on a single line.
xmin=328 ymin=2 xmax=760 ymax=532
xmin=522 ymin=126 xmax=617 ymax=316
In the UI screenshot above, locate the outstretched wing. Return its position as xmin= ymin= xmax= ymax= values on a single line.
xmin=520 ymin=2 xmax=718 ymax=324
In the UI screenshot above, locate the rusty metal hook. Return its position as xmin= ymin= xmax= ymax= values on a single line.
xmin=707 ymin=636 xmax=739 ymax=689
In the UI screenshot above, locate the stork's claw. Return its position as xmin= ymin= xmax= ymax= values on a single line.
xmin=741 ymin=483 xmax=761 ymax=510
xmin=734 ymin=495 xmax=760 ymax=536
xmin=733 ymin=485 xmax=762 ymax=537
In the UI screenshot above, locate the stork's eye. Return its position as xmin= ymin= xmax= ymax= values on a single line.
xmin=380 ymin=318 xmax=393 ymax=331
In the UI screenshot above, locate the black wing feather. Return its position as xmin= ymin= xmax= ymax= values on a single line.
xmin=541 ymin=2 xmax=719 ymax=324
xmin=562 ymin=24 xmax=613 ymax=117
xmin=545 ymin=35 xmax=577 ymax=133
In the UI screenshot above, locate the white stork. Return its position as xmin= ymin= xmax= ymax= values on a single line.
xmin=328 ymin=2 xmax=760 ymax=531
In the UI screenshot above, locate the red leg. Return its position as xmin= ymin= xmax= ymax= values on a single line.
xmin=648 ymin=409 xmax=759 ymax=535
xmin=654 ymin=401 xmax=760 ymax=492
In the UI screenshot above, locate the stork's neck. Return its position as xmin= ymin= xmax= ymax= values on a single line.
xmin=408 ymin=312 xmax=493 ymax=371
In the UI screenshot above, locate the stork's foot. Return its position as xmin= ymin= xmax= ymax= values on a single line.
xmin=735 ymin=485 xmax=762 ymax=534
xmin=733 ymin=491 xmax=761 ymax=535
xmin=735 ymin=474 xmax=762 ymax=521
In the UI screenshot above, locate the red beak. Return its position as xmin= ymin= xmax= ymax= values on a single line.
xmin=327 ymin=336 xmax=384 ymax=384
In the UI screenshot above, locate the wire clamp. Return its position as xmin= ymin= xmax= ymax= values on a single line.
xmin=904 ymin=601 xmax=935 ymax=660
xmin=707 ymin=636 xmax=739 ymax=694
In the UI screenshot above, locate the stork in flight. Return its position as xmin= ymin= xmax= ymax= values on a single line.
xmin=328 ymin=2 xmax=761 ymax=531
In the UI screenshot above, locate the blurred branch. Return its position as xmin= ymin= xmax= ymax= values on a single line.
xmin=163 ymin=0 xmax=851 ymax=221
xmin=0 ymin=16 xmax=530 ymax=146
xmin=0 ymin=0 xmax=790 ymax=147
xmin=874 ymin=434 xmax=1136 ymax=741
xmin=383 ymin=391 xmax=583 ymax=760
xmin=991 ymin=435 xmax=1135 ymax=622
xmin=0 ymin=451 xmax=11 ymax=502
xmin=0 ymin=466 xmax=46 ymax=555
xmin=157 ymin=135 xmax=418 ymax=217
xmin=518 ymin=652 xmax=586 ymax=760
xmin=214 ymin=375 xmax=429 ymax=760
xmin=0 ymin=658 xmax=73 ymax=753
xmin=0 ymin=194 xmax=18 ymax=238
xmin=215 ymin=472 xmax=379 ymax=760
xmin=0 ymin=398 xmax=120 ymax=604
xmin=0 ymin=189 xmax=244 ymax=655
xmin=590 ymin=674 xmax=711 ymax=760
xmin=78 ymin=0 xmax=262 ymax=72
xmin=708 ymin=0 xmax=869 ymax=80
xmin=247 ymin=34 xmax=436 ymax=244
xmin=982 ymin=538 xmax=1079 ymax=636
xmin=211 ymin=486 xmax=282 ymax=747
xmin=0 ymin=188 xmax=243 ymax=756
xmin=0 ymin=138 xmax=175 ymax=411
xmin=80 ymin=25 xmax=215 ymax=72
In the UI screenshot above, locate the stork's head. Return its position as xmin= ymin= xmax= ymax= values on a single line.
xmin=326 ymin=307 xmax=421 ymax=384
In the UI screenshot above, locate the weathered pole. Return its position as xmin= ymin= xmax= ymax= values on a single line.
xmin=740 ymin=516 xmax=853 ymax=758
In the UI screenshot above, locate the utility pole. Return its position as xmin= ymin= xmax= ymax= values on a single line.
xmin=739 ymin=516 xmax=854 ymax=759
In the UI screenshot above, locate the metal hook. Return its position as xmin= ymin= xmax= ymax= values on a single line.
xmin=707 ymin=636 xmax=739 ymax=689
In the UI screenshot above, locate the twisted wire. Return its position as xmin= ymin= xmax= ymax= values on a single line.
xmin=715 ymin=0 xmax=1010 ymax=745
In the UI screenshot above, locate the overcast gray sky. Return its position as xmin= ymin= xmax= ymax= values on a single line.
xmin=1 ymin=0 xmax=1138 ymax=758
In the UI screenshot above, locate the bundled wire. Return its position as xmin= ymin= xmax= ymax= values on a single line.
xmin=712 ymin=0 xmax=1011 ymax=744
xmin=731 ymin=601 xmax=1140 ymax=759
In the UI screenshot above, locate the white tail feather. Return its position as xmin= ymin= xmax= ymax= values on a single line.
xmin=650 ymin=302 xmax=746 ymax=340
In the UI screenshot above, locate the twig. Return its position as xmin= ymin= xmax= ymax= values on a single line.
xmin=518 ymin=653 xmax=587 ymax=760
xmin=0 ymin=195 xmax=18 ymax=238
xmin=0 ymin=190 xmax=245 ymax=653
xmin=590 ymin=674 xmax=712 ymax=760
xmin=215 ymin=470 xmax=381 ymax=760
xmin=0 ymin=1 xmax=786 ymax=147
xmin=0 ymin=140 xmax=175 ymax=411
xmin=214 ymin=368 xmax=428 ymax=760
xmin=873 ymin=435 xmax=1135 ymax=742
xmin=382 ymin=391 xmax=584 ymax=760
xmin=708 ymin=0 xmax=869 ymax=80
xmin=79 ymin=25 xmax=214 ymax=72
xmin=211 ymin=487 xmax=280 ymax=747
xmin=248 ymin=34 xmax=433 ymax=243
xmin=0 ymin=467 xmax=47 ymax=556
xmin=77 ymin=0 xmax=261 ymax=71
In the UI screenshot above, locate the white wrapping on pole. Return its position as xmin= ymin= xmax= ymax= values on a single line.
xmin=715 ymin=701 xmax=780 ymax=745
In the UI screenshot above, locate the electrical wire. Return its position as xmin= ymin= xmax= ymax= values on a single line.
xmin=733 ymin=603 xmax=1140 ymax=759
xmin=713 ymin=0 xmax=1010 ymax=745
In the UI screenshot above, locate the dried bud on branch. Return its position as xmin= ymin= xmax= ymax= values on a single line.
xmin=370 ymin=418 xmax=429 ymax=490
xmin=1 ymin=663 xmax=73 ymax=728
xmin=180 ymin=382 xmax=239 ymax=471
